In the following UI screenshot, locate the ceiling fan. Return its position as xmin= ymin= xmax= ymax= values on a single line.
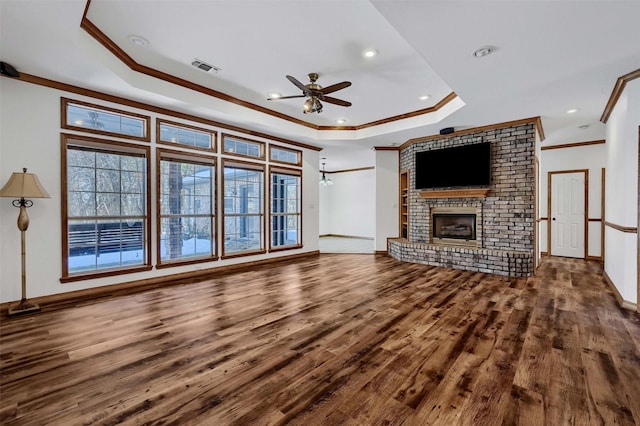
xmin=268 ymin=73 xmax=352 ymax=114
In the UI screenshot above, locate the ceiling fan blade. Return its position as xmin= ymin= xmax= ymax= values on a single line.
xmin=320 ymin=81 xmax=352 ymax=95
xmin=323 ymin=96 xmax=352 ymax=107
xmin=268 ymin=95 xmax=306 ymax=100
xmin=286 ymin=75 xmax=310 ymax=95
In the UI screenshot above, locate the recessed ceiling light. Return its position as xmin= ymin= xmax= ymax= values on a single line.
xmin=419 ymin=95 xmax=431 ymax=101
xmin=473 ymin=46 xmax=494 ymax=58
xmin=363 ymin=48 xmax=378 ymax=58
xmin=567 ymin=108 xmax=579 ymax=114
xmin=268 ymin=93 xmax=281 ymax=99
xmin=335 ymin=118 xmax=347 ymax=124
xmin=128 ymin=35 xmax=149 ymax=47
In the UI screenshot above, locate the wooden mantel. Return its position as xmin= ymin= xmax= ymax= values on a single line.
xmin=418 ymin=188 xmax=490 ymax=198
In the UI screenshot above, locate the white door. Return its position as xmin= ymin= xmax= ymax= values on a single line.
xmin=550 ymin=172 xmax=585 ymax=258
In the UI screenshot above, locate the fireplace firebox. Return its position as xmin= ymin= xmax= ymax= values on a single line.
xmin=431 ymin=208 xmax=478 ymax=246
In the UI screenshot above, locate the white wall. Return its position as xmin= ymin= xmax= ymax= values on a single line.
xmin=539 ymin=142 xmax=607 ymax=258
xmin=0 ymin=77 xmax=320 ymax=303
xmin=375 ymin=150 xmax=399 ymax=251
xmin=319 ymin=168 xmax=375 ymax=238
xmin=319 ymin=176 xmax=331 ymax=235
xmin=604 ymin=78 xmax=639 ymax=305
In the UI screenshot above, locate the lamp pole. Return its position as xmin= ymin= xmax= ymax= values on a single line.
xmin=11 ymin=196 xmax=40 ymax=315
xmin=0 ymin=168 xmax=50 ymax=316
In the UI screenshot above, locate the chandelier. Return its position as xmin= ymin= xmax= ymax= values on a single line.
xmin=319 ymin=160 xmax=333 ymax=186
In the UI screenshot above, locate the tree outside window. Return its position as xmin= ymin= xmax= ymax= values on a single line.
xmin=159 ymin=158 xmax=215 ymax=263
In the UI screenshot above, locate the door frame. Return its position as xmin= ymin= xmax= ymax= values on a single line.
xmin=547 ymin=169 xmax=589 ymax=259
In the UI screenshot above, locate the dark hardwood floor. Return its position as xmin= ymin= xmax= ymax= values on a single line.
xmin=1 ymin=254 xmax=639 ymax=425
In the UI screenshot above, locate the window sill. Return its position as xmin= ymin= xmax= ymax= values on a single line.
xmin=60 ymin=265 xmax=153 ymax=283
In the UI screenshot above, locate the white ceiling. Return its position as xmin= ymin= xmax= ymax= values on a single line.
xmin=1 ymin=1 xmax=639 ymax=171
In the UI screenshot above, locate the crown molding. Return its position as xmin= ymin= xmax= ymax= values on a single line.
xmin=399 ymin=116 xmax=543 ymax=150
xmin=80 ymin=1 xmax=458 ymax=134
xmin=9 ymin=72 xmax=322 ymax=152
xmin=80 ymin=13 xmax=316 ymax=130
xmin=540 ymin=139 xmax=605 ymax=151
xmin=600 ymin=68 xmax=640 ymax=123
xmin=316 ymin=92 xmax=458 ymax=131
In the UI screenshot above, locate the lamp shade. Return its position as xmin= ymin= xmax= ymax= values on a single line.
xmin=0 ymin=168 xmax=50 ymax=198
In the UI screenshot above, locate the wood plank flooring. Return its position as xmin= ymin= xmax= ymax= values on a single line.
xmin=1 ymin=255 xmax=639 ymax=425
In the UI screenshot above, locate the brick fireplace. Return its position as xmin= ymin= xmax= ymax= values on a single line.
xmin=388 ymin=120 xmax=536 ymax=277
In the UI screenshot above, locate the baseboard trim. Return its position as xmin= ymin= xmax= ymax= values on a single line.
xmin=1 ymin=250 xmax=320 ymax=316
xmin=622 ymin=300 xmax=638 ymax=312
xmin=375 ymin=250 xmax=388 ymax=255
xmin=320 ymin=234 xmax=374 ymax=240
xmin=602 ymin=270 xmax=638 ymax=312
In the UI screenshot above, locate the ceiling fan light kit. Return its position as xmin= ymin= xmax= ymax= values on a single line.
xmin=303 ymin=97 xmax=322 ymax=114
xmin=269 ymin=73 xmax=352 ymax=114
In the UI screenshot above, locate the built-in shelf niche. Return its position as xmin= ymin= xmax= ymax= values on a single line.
xmin=400 ymin=171 xmax=409 ymax=239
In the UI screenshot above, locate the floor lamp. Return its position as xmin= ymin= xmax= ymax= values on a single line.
xmin=0 ymin=168 xmax=50 ymax=316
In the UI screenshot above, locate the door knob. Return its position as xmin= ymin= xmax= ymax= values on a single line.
xmin=552 ymin=218 xmax=556 ymax=221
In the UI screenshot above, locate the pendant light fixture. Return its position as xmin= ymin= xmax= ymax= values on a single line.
xmin=319 ymin=160 xmax=333 ymax=186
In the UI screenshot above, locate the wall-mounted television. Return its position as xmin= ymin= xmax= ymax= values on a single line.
xmin=414 ymin=142 xmax=491 ymax=190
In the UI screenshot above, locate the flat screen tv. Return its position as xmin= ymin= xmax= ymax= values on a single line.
xmin=414 ymin=142 xmax=491 ymax=189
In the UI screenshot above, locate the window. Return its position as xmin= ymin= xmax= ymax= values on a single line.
xmin=222 ymin=161 xmax=265 ymax=257
xmin=61 ymin=135 xmax=150 ymax=281
xmin=270 ymin=146 xmax=302 ymax=166
xmin=157 ymin=120 xmax=216 ymax=151
xmin=270 ymin=168 xmax=301 ymax=250
xmin=60 ymin=97 xmax=307 ymax=277
xmin=158 ymin=151 xmax=216 ymax=265
xmin=62 ymin=98 xmax=150 ymax=141
xmin=222 ymin=134 xmax=265 ymax=159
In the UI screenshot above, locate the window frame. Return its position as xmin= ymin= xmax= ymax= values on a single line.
xmin=221 ymin=134 xmax=266 ymax=160
xmin=156 ymin=119 xmax=217 ymax=152
xmin=60 ymin=133 xmax=152 ymax=282
xmin=269 ymin=165 xmax=303 ymax=252
xmin=269 ymin=145 xmax=303 ymax=167
xmin=221 ymin=159 xmax=266 ymax=259
xmin=156 ymin=148 xmax=218 ymax=268
xmin=61 ymin=98 xmax=151 ymax=142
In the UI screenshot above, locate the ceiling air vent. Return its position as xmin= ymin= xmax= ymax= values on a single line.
xmin=191 ymin=59 xmax=220 ymax=73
